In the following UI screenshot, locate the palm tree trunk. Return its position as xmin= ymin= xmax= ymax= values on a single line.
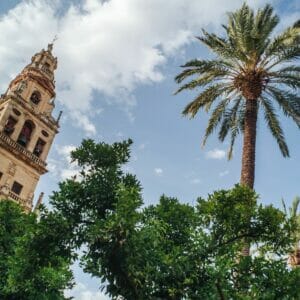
xmin=240 ymin=99 xmax=258 ymax=256
xmin=240 ymin=99 xmax=258 ymax=189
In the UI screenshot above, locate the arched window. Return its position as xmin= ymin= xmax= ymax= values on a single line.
xmin=17 ymin=120 xmax=35 ymax=147
xmin=30 ymin=91 xmax=41 ymax=105
xmin=33 ymin=138 xmax=46 ymax=157
xmin=44 ymin=62 xmax=50 ymax=69
xmin=4 ymin=116 xmax=17 ymax=136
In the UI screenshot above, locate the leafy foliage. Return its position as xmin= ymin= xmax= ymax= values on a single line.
xmin=283 ymin=196 xmax=300 ymax=257
xmin=175 ymin=3 xmax=300 ymax=158
xmin=0 ymin=200 xmax=74 ymax=299
xmin=50 ymin=139 xmax=300 ymax=299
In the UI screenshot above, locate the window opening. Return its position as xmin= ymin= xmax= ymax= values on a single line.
xmin=17 ymin=120 xmax=34 ymax=147
xmin=41 ymin=130 xmax=49 ymax=137
xmin=13 ymin=108 xmax=21 ymax=116
xmin=12 ymin=181 xmax=23 ymax=195
xmin=4 ymin=116 xmax=17 ymax=136
xmin=33 ymin=138 xmax=46 ymax=157
xmin=30 ymin=91 xmax=41 ymax=105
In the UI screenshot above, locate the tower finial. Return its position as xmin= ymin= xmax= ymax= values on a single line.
xmin=56 ymin=110 xmax=63 ymax=125
xmin=48 ymin=35 xmax=58 ymax=52
xmin=33 ymin=192 xmax=44 ymax=213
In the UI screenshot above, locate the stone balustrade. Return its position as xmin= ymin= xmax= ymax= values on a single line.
xmin=8 ymin=190 xmax=23 ymax=202
xmin=0 ymin=131 xmax=47 ymax=169
xmin=0 ymin=190 xmax=32 ymax=212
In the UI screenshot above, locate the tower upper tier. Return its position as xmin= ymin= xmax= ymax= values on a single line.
xmin=6 ymin=43 xmax=57 ymax=117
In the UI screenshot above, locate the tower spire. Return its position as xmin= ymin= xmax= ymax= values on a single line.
xmin=48 ymin=35 xmax=58 ymax=53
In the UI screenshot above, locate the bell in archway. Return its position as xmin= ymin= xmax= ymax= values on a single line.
xmin=17 ymin=134 xmax=27 ymax=147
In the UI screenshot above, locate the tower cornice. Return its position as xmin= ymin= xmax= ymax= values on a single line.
xmin=9 ymin=69 xmax=56 ymax=98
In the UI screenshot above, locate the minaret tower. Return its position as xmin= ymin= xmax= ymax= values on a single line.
xmin=0 ymin=44 xmax=60 ymax=211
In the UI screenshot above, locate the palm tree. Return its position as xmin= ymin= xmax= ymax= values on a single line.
xmin=283 ymin=197 xmax=300 ymax=266
xmin=175 ymin=4 xmax=300 ymax=189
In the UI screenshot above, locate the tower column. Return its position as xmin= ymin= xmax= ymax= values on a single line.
xmin=0 ymin=108 xmax=8 ymax=131
xmin=40 ymin=136 xmax=54 ymax=161
xmin=27 ymin=134 xmax=38 ymax=152
xmin=10 ymin=118 xmax=25 ymax=141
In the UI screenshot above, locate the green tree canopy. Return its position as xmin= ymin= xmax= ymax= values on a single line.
xmin=0 ymin=200 xmax=74 ymax=300
xmin=49 ymin=139 xmax=300 ymax=299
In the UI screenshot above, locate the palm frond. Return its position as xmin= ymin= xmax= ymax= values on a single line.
xmin=226 ymin=4 xmax=278 ymax=62
xmin=262 ymin=23 xmax=300 ymax=69
xmin=290 ymin=197 xmax=300 ymax=218
xmin=266 ymin=86 xmax=300 ymax=127
xmin=227 ymin=100 xmax=245 ymax=160
xmin=202 ymin=98 xmax=230 ymax=146
xmin=253 ymin=4 xmax=279 ymax=40
xmin=182 ymin=84 xmax=229 ymax=118
xmin=227 ymin=3 xmax=254 ymax=53
xmin=174 ymin=68 xmax=205 ymax=84
xmin=218 ymin=97 xmax=243 ymax=142
xmin=294 ymin=20 xmax=300 ymax=28
xmin=271 ymin=76 xmax=300 ymax=89
xmin=175 ymin=59 xmax=235 ymax=84
xmin=269 ymin=68 xmax=300 ymax=89
xmin=281 ymin=198 xmax=288 ymax=216
xmin=175 ymin=69 xmax=230 ymax=94
xmin=264 ymin=25 xmax=300 ymax=58
xmin=266 ymin=45 xmax=300 ymax=70
xmin=197 ymin=30 xmax=246 ymax=66
xmin=260 ymin=97 xmax=289 ymax=157
xmin=227 ymin=118 xmax=240 ymax=160
xmin=275 ymin=66 xmax=300 ymax=74
xmin=180 ymin=59 xmax=235 ymax=69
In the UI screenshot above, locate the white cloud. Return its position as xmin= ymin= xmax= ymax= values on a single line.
xmin=65 ymin=282 xmax=109 ymax=300
xmin=60 ymin=168 xmax=80 ymax=180
xmin=190 ymin=178 xmax=201 ymax=184
xmin=154 ymin=168 xmax=163 ymax=176
xmin=206 ymin=148 xmax=226 ymax=160
xmin=116 ymin=132 xmax=124 ymax=138
xmin=56 ymin=145 xmax=77 ymax=163
xmin=70 ymin=111 xmax=96 ymax=136
xmin=138 ymin=143 xmax=146 ymax=150
xmin=0 ymin=0 xmax=272 ymax=135
xmin=219 ymin=170 xmax=229 ymax=177
xmin=48 ymin=144 xmax=80 ymax=180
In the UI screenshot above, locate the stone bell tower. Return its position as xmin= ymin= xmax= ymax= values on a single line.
xmin=0 ymin=44 xmax=61 ymax=211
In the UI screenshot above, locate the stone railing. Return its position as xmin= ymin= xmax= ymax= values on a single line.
xmin=0 ymin=188 xmax=32 ymax=212
xmin=0 ymin=131 xmax=47 ymax=169
xmin=8 ymin=190 xmax=23 ymax=202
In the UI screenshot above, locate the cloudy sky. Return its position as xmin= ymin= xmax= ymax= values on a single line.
xmin=0 ymin=0 xmax=299 ymax=298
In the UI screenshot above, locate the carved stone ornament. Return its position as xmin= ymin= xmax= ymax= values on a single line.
xmin=7 ymin=162 xmax=17 ymax=176
xmin=27 ymin=191 xmax=34 ymax=201
xmin=0 ymin=179 xmax=11 ymax=195
xmin=16 ymin=80 xmax=27 ymax=94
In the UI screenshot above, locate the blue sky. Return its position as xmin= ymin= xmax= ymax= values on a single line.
xmin=0 ymin=0 xmax=299 ymax=298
